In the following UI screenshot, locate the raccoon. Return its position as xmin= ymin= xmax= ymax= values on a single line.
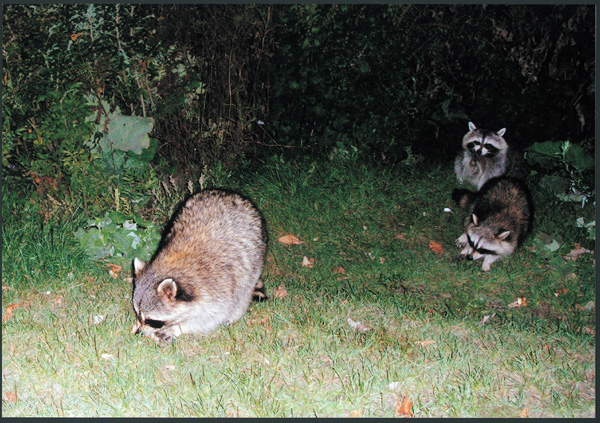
xmin=454 ymin=122 xmax=525 ymax=190
xmin=453 ymin=177 xmax=532 ymax=271
xmin=131 ymin=189 xmax=267 ymax=342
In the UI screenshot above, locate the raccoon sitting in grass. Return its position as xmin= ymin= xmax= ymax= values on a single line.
xmin=131 ymin=189 xmax=267 ymax=342
xmin=454 ymin=122 xmax=525 ymax=191
xmin=452 ymin=177 xmax=532 ymax=271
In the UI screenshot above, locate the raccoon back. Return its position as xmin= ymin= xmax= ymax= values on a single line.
xmin=469 ymin=177 xmax=533 ymax=244
xmin=132 ymin=189 xmax=267 ymax=333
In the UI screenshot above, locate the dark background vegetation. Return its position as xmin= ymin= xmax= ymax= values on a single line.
xmin=2 ymin=4 xmax=595 ymax=219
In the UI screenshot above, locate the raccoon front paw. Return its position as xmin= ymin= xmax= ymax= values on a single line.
xmin=155 ymin=330 xmax=177 ymax=343
xmin=455 ymin=233 xmax=468 ymax=248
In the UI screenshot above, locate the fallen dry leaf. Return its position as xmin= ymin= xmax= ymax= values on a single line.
xmin=347 ymin=317 xmax=371 ymax=332
xmin=395 ymin=233 xmax=406 ymax=240
xmin=415 ymin=340 xmax=436 ymax=347
xmin=302 ymin=256 xmax=315 ymax=268
xmin=564 ymin=244 xmax=592 ymax=261
xmin=429 ymin=240 xmax=444 ymax=255
xmin=518 ymin=407 xmax=530 ymax=418
xmin=274 ymin=286 xmax=289 ymax=299
xmin=350 ymin=409 xmax=363 ymax=417
xmin=480 ymin=313 xmax=496 ymax=325
xmin=5 ymin=392 xmax=17 ymax=403
xmin=584 ymin=327 xmax=595 ymax=336
xmin=333 ymin=267 xmax=346 ymax=275
xmin=554 ymin=288 xmax=569 ymax=297
xmin=2 ymin=303 xmax=25 ymax=323
xmin=107 ymin=263 xmax=122 ymax=279
xmin=2 ymin=285 xmax=13 ymax=291
xmin=508 ymin=297 xmax=527 ymax=308
xmin=278 ymin=234 xmax=303 ymax=245
xmin=394 ymin=395 xmax=413 ymax=417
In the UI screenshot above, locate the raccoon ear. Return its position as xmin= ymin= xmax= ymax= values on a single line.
xmin=471 ymin=214 xmax=479 ymax=226
xmin=497 ymin=128 xmax=506 ymax=136
xmin=133 ymin=258 xmax=146 ymax=276
xmin=157 ymin=278 xmax=177 ymax=302
xmin=497 ymin=230 xmax=511 ymax=240
xmin=468 ymin=122 xmax=476 ymax=131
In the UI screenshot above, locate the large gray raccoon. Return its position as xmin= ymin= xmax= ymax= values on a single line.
xmin=131 ymin=189 xmax=267 ymax=342
xmin=454 ymin=122 xmax=524 ymax=190
xmin=452 ymin=177 xmax=532 ymax=271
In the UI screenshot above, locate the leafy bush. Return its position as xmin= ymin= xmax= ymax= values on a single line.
xmin=526 ymin=140 xmax=595 ymax=240
xmin=74 ymin=211 xmax=161 ymax=263
xmin=525 ymin=140 xmax=594 ymax=207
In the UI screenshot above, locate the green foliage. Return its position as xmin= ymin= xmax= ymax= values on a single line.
xmin=525 ymin=140 xmax=594 ymax=208
xmin=74 ymin=211 xmax=161 ymax=263
xmin=2 ymin=4 xmax=594 ymax=228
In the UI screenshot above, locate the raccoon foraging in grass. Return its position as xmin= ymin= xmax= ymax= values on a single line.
xmin=454 ymin=122 xmax=525 ymax=191
xmin=452 ymin=177 xmax=532 ymax=271
xmin=131 ymin=189 xmax=267 ymax=342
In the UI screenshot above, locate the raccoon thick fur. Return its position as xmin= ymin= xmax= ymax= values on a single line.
xmin=454 ymin=177 xmax=532 ymax=271
xmin=454 ymin=122 xmax=525 ymax=191
xmin=131 ymin=189 xmax=267 ymax=342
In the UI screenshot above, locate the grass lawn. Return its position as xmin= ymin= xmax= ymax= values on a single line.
xmin=2 ymin=157 xmax=595 ymax=417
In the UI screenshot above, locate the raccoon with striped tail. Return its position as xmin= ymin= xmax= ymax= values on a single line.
xmin=454 ymin=122 xmax=525 ymax=191
xmin=131 ymin=189 xmax=267 ymax=342
xmin=452 ymin=177 xmax=533 ymax=271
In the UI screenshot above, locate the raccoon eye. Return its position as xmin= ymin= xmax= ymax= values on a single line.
xmin=144 ymin=318 xmax=165 ymax=329
xmin=466 ymin=142 xmax=480 ymax=150
xmin=483 ymin=145 xmax=499 ymax=155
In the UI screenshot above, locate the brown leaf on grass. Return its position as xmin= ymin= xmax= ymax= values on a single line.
xmin=395 ymin=233 xmax=407 ymax=240
xmin=415 ymin=340 xmax=436 ymax=347
xmin=107 ymin=263 xmax=122 ymax=279
xmin=429 ymin=240 xmax=444 ymax=255
xmin=2 ymin=285 xmax=13 ymax=291
xmin=554 ymin=288 xmax=569 ymax=297
xmin=350 ymin=409 xmax=363 ymax=417
xmin=5 ymin=392 xmax=17 ymax=403
xmin=302 ymin=256 xmax=315 ymax=268
xmin=394 ymin=395 xmax=413 ymax=417
xmin=278 ymin=234 xmax=303 ymax=245
xmin=564 ymin=243 xmax=592 ymax=261
xmin=508 ymin=297 xmax=527 ymax=308
xmin=2 ymin=303 xmax=25 ymax=323
xmin=584 ymin=327 xmax=595 ymax=336
xmin=518 ymin=407 xmax=530 ymax=418
xmin=248 ymin=316 xmax=271 ymax=331
xmin=274 ymin=286 xmax=289 ymax=299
